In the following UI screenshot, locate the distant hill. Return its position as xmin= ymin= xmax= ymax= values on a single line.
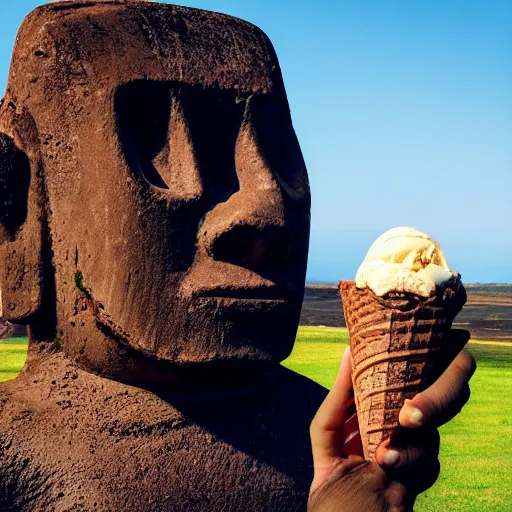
xmin=0 ymin=321 xmax=27 ymax=339
xmin=300 ymin=283 xmax=512 ymax=342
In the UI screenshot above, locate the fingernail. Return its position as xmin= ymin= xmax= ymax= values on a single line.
xmin=383 ymin=449 xmax=400 ymax=466
xmin=408 ymin=407 xmax=424 ymax=426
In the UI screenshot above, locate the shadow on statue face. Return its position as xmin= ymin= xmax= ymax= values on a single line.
xmin=93 ymin=80 xmax=311 ymax=366
xmin=0 ymin=2 xmax=310 ymax=370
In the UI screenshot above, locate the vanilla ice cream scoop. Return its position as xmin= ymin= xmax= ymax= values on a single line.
xmin=355 ymin=227 xmax=456 ymax=297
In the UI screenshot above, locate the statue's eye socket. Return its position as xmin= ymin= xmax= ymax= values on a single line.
xmin=115 ymin=80 xmax=244 ymax=203
xmin=115 ymin=81 xmax=173 ymax=189
xmin=248 ymin=95 xmax=307 ymax=197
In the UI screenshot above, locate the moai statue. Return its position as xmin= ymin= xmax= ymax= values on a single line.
xmin=0 ymin=1 xmax=327 ymax=510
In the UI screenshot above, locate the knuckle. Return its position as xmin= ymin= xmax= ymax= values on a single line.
xmin=456 ymin=350 xmax=477 ymax=378
xmin=391 ymin=444 xmax=440 ymax=492
xmin=309 ymin=417 xmax=320 ymax=434
xmin=450 ymin=352 xmax=474 ymax=382
xmin=309 ymin=415 xmax=331 ymax=436
xmin=451 ymin=358 xmax=465 ymax=378
xmin=399 ymin=445 xmax=424 ymax=468
xmin=417 ymin=390 xmax=442 ymax=420
xmin=309 ymin=417 xmax=320 ymax=436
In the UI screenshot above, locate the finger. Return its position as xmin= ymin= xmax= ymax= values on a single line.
xmin=387 ymin=456 xmax=441 ymax=496
xmin=376 ymin=427 xmax=440 ymax=469
xmin=310 ymin=345 xmax=353 ymax=458
xmin=310 ymin=346 xmax=353 ymax=490
xmin=383 ymin=481 xmax=413 ymax=512
xmin=399 ymin=349 xmax=476 ymax=428
xmin=377 ymin=428 xmax=441 ymax=495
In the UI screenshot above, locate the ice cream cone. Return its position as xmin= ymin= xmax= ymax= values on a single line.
xmin=339 ymin=278 xmax=466 ymax=461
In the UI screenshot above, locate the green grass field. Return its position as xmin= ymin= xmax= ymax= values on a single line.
xmin=2 ymin=329 xmax=511 ymax=510
xmin=0 ymin=337 xmax=30 ymax=382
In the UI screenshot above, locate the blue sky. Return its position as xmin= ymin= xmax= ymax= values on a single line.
xmin=1 ymin=1 xmax=511 ymax=283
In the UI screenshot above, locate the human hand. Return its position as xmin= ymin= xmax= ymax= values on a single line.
xmin=308 ymin=330 xmax=476 ymax=511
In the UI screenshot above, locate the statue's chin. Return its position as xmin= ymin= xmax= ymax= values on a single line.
xmin=94 ymin=294 xmax=300 ymax=369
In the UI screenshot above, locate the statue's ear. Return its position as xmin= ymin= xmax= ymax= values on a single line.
xmin=0 ymin=105 xmax=45 ymax=323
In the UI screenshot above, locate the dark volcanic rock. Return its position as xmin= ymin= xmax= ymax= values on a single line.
xmin=0 ymin=352 xmax=326 ymax=511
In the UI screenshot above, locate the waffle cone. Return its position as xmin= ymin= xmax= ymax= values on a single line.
xmin=339 ymin=278 xmax=466 ymax=461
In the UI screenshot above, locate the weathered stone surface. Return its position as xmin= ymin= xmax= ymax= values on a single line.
xmin=0 ymin=1 xmax=322 ymax=510
xmin=0 ymin=353 xmax=325 ymax=511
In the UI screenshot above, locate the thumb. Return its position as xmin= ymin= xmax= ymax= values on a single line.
xmin=310 ymin=346 xmax=354 ymax=493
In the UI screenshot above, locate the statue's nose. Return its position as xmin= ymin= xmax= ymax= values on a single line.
xmin=205 ymin=222 xmax=291 ymax=271
xmin=199 ymin=117 xmax=291 ymax=271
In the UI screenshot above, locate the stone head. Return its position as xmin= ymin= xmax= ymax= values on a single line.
xmin=0 ymin=0 xmax=310 ymax=382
